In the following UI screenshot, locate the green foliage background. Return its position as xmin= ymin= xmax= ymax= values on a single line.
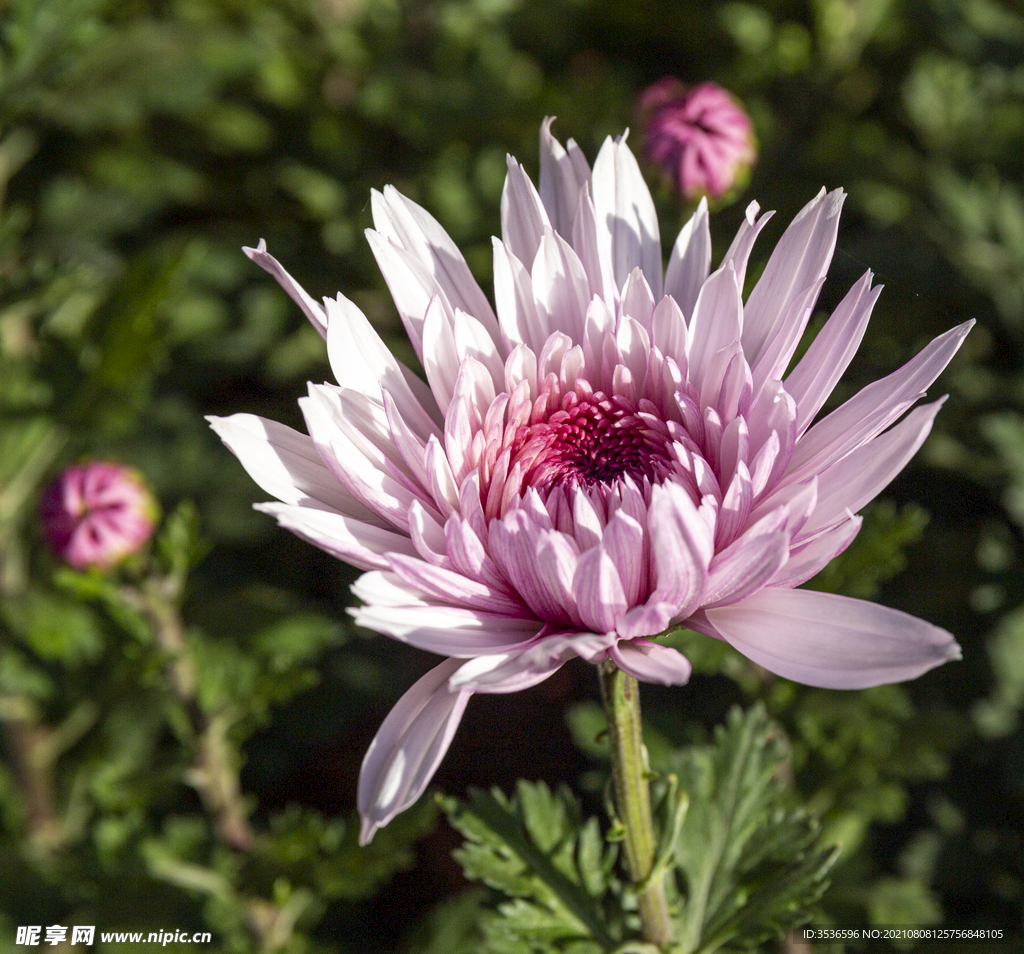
xmin=0 ymin=0 xmax=1022 ymax=950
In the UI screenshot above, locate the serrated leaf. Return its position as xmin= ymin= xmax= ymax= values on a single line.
xmin=669 ymin=705 xmax=836 ymax=953
xmin=442 ymin=783 xmax=618 ymax=951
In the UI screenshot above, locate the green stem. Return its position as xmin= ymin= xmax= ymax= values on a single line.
xmin=599 ymin=660 xmax=674 ymax=949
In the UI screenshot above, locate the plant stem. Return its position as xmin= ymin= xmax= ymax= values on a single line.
xmin=599 ymin=660 xmax=674 ymax=949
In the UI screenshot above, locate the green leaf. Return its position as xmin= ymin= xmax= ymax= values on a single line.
xmin=668 ymin=705 xmax=837 ymax=953
xmin=442 ymin=782 xmax=619 ymax=952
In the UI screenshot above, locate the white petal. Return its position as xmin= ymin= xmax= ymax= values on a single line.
xmin=324 ymin=293 xmax=441 ymax=438
xmin=533 ymin=229 xmax=591 ymax=344
xmin=501 ymin=155 xmax=551 ymax=267
xmin=664 ymin=198 xmax=711 ymax=319
xmin=349 ymin=602 xmax=542 ymax=656
xmin=493 ymin=238 xmax=548 ymax=353
xmin=243 ymin=239 xmax=327 ymax=337
xmin=592 ymin=132 xmax=663 ymax=298
xmin=539 ymin=117 xmax=590 ymax=237
xmin=687 ymin=262 xmax=743 ymax=394
xmin=208 ymin=413 xmax=377 ymax=521
xmin=255 ymin=502 xmax=416 ymax=570
xmin=371 ymin=186 xmax=500 ymax=339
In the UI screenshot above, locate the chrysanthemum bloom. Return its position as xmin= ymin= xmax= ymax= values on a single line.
xmin=640 ymin=79 xmax=757 ymax=200
xmin=210 ymin=119 xmax=969 ymax=843
xmin=40 ymin=462 xmax=159 ymax=570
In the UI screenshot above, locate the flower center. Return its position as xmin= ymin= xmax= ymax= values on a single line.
xmin=509 ymin=390 xmax=675 ymax=492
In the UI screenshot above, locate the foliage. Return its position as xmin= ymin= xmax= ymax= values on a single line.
xmin=444 ymin=707 xmax=835 ymax=954
xmin=0 ymin=0 xmax=1022 ymax=950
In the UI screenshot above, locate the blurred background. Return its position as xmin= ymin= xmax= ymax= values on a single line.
xmin=0 ymin=0 xmax=1022 ymax=950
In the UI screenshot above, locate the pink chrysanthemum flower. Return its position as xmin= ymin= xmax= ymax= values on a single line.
xmin=40 ymin=462 xmax=159 ymax=570
xmin=640 ymin=79 xmax=757 ymax=200
xmin=209 ymin=120 xmax=969 ymax=844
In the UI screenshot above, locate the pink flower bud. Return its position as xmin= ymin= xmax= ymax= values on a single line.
xmin=40 ymin=462 xmax=159 ymax=570
xmin=639 ymin=78 xmax=757 ymax=200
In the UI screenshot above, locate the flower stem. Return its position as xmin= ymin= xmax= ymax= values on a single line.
xmin=599 ymin=660 xmax=674 ymax=949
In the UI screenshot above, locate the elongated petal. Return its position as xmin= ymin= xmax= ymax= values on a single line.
xmin=664 ymin=198 xmax=710 ymax=318
xmin=770 ymin=515 xmax=861 ymax=588
xmin=533 ymin=229 xmax=591 ymax=344
xmin=704 ymin=588 xmax=961 ymax=688
xmin=687 ymin=262 xmax=743 ymax=393
xmin=719 ymin=201 xmax=774 ymax=293
xmin=244 ymin=239 xmax=327 ymax=337
xmin=371 ymin=186 xmax=500 ymax=338
xmin=800 ymin=399 xmax=945 ymax=538
xmin=539 ymin=117 xmax=589 ymax=237
xmin=742 ymin=188 xmax=845 ymax=367
xmin=573 ymin=547 xmax=627 ymax=633
xmin=609 ymin=639 xmax=692 ymax=686
xmin=788 ymin=321 xmax=973 ymax=480
xmin=366 ymin=229 xmax=452 ymax=361
xmin=648 ymin=481 xmax=713 ymax=617
xmin=592 ymin=132 xmax=663 ymax=297
xmin=255 ymin=502 xmax=416 ymax=570
xmin=502 ymin=156 xmax=551 ymax=267
xmin=387 ymin=553 xmax=525 ymax=615
xmin=349 ymin=601 xmax=542 ymax=656
xmin=324 ymin=293 xmax=442 ymax=438
xmin=785 ymin=271 xmax=879 ymax=435
xmin=208 ymin=413 xmax=379 ymax=521
xmin=358 ymin=658 xmax=470 ymax=844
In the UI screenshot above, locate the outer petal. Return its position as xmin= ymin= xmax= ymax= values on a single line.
xmin=741 ymin=188 xmax=845 ymax=367
xmin=502 ymin=155 xmax=551 ymax=267
xmin=592 ymin=132 xmax=663 ymax=297
xmin=664 ymin=198 xmax=710 ymax=318
xmin=609 ymin=639 xmax=692 ymax=686
xmin=799 ymin=399 xmax=945 ymax=538
xmin=255 ymin=502 xmax=417 ymax=570
xmin=349 ymin=599 xmax=543 ymax=657
xmin=539 ymin=117 xmax=590 ymax=237
xmin=704 ymin=588 xmax=961 ymax=689
xmin=785 ymin=270 xmax=879 ymax=436
xmin=787 ymin=321 xmax=973 ymax=481
xmin=243 ymin=239 xmax=327 ymax=338
xmin=358 ymin=658 xmax=470 ymax=844
xmin=207 ymin=413 xmax=379 ymax=522
xmin=371 ymin=186 xmax=500 ymax=340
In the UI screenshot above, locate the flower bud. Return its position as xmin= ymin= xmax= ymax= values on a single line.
xmin=639 ymin=78 xmax=757 ymax=200
xmin=40 ymin=462 xmax=159 ymax=570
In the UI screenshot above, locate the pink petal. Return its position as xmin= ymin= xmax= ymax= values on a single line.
xmin=787 ymin=321 xmax=973 ymax=481
xmin=493 ymin=238 xmax=547 ymax=352
xmin=742 ymin=188 xmax=845 ymax=367
xmin=647 ymin=482 xmax=712 ymax=619
xmin=573 ymin=547 xmax=628 ymax=633
xmin=703 ymin=508 xmax=790 ymax=607
xmin=769 ymin=515 xmax=862 ymax=588
xmin=358 ymin=658 xmax=470 ymax=844
xmin=703 ymin=588 xmax=961 ymax=689
xmin=785 ymin=271 xmax=879 ymax=436
xmin=799 ymin=399 xmax=945 ymax=538
xmin=386 ymin=553 xmax=525 ymax=615
xmin=609 ymin=639 xmax=692 ymax=686
xmin=718 ymin=201 xmax=775 ymax=293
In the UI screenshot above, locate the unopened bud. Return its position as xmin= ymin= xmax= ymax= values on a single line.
xmin=40 ymin=462 xmax=159 ymax=570
xmin=639 ymin=79 xmax=757 ymax=200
